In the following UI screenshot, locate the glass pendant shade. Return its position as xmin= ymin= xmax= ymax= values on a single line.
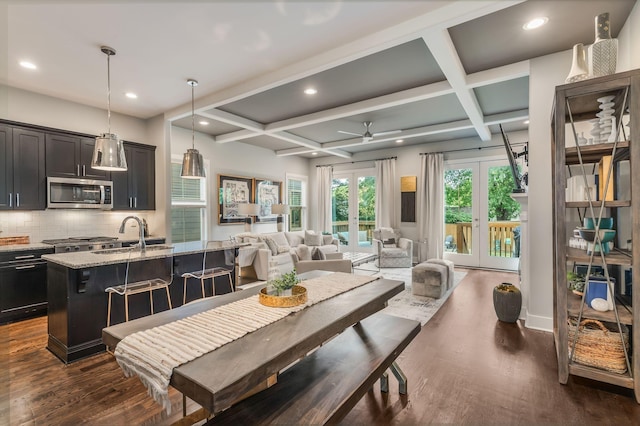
xmin=92 ymin=132 xmax=127 ymax=170
xmin=180 ymin=148 xmax=205 ymax=179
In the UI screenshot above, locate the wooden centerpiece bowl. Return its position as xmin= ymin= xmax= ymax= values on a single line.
xmin=259 ymin=285 xmax=307 ymax=307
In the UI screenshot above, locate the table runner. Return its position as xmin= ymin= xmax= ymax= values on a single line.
xmin=114 ymin=272 xmax=378 ymax=412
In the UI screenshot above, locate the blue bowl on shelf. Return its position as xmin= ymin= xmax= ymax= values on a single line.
xmin=583 ymin=217 xmax=614 ymax=230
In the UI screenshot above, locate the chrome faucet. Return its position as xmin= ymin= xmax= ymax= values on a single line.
xmin=119 ymin=216 xmax=146 ymax=253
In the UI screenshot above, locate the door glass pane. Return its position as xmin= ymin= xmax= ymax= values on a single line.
xmin=358 ymin=176 xmax=375 ymax=248
xmin=486 ymin=165 xmax=521 ymax=258
xmin=444 ymin=168 xmax=473 ymax=254
xmin=331 ymin=177 xmax=349 ymax=246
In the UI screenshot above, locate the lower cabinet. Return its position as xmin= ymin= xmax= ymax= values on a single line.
xmin=0 ymin=248 xmax=53 ymax=324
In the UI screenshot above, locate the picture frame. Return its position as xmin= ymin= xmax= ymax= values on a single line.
xmin=218 ymin=174 xmax=253 ymax=225
xmin=254 ymin=179 xmax=282 ymax=223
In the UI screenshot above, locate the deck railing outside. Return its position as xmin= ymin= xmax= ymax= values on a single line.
xmin=445 ymin=221 xmax=520 ymax=258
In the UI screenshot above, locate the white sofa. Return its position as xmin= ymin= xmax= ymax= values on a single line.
xmin=235 ymin=230 xmax=339 ymax=281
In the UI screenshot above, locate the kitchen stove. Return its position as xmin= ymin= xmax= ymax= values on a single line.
xmin=42 ymin=236 xmax=122 ymax=253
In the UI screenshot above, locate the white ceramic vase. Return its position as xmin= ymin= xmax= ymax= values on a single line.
xmin=566 ymin=43 xmax=589 ymax=83
xmin=589 ymin=12 xmax=618 ymax=77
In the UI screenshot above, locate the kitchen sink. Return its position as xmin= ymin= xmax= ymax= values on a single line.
xmin=91 ymin=245 xmax=173 ymax=255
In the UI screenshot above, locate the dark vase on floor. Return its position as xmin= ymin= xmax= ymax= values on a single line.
xmin=493 ymin=282 xmax=522 ymax=323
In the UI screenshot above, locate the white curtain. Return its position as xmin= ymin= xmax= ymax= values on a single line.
xmin=316 ymin=166 xmax=333 ymax=233
xmin=417 ymin=153 xmax=444 ymax=261
xmin=375 ymin=158 xmax=397 ymax=228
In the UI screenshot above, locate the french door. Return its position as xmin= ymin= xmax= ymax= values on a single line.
xmin=331 ymin=170 xmax=375 ymax=252
xmin=443 ymin=159 xmax=520 ymax=270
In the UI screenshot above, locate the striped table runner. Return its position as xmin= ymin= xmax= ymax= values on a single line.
xmin=114 ymin=272 xmax=378 ymax=412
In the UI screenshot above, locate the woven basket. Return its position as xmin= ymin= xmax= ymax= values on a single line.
xmin=567 ymin=318 xmax=630 ymax=374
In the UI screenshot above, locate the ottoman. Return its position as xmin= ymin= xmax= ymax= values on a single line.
xmin=411 ymin=262 xmax=447 ymax=299
xmin=425 ymin=258 xmax=455 ymax=290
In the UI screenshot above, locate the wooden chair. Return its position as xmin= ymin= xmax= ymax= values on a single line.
xmin=105 ymin=246 xmax=175 ymax=326
xmin=182 ymin=241 xmax=235 ymax=305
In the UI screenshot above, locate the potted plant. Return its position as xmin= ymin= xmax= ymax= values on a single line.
xmin=271 ymin=270 xmax=301 ymax=296
xmin=567 ymin=271 xmax=586 ymax=295
xmin=492 ymin=282 xmax=522 ymax=323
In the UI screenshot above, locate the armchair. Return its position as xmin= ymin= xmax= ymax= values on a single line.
xmin=372 ymin=228 xmax=413 ymax=268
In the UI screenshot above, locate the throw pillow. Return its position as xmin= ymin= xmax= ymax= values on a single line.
xmin=304 ymin=230 xmax=323 ymax=246
xmin=295 ymin=244 xmax=312 ymax=261
xmin=383 ymin=238 xmax=397 ymax=248
xmin=264 ymin=237 xmax=279 ymax=256
xmin=312 ymin=248 xmax=327 ymax=260
xmin=322 ymin=234 xmax=334 ymax=245
xmin=380 ymin=227 xmax=396 ymax=241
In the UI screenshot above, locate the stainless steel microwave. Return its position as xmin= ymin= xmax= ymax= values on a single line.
xmin=47 ymin=177 xmax=113 ymax=209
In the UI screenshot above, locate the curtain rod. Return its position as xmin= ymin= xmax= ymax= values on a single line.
xmin=315 ymin=156 xmax=397 ymax=168
xmin=420 ymin=142 xmax=526 ymax=155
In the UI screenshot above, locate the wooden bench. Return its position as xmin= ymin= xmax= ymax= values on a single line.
xmin=204 ymin=312 xmax=420 ymax=425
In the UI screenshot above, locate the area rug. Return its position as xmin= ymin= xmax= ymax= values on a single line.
xmin=354 ymin=263 xmax=467 ymax=325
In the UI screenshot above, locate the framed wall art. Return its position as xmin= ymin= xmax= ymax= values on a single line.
xmin=254 ymin=179 xmax=282 ymax=223
xmin=218 ymin=174 xmax=253 ymax=224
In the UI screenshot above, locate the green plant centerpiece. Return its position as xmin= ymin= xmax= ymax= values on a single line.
xmin=271 ymin=270 xmax=301 ymax=296
xmin=260 ymin=269 xmax=307 ymax=308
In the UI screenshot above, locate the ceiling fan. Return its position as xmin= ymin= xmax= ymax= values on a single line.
xmin=338 ymin=121 xmax=401 ymax=143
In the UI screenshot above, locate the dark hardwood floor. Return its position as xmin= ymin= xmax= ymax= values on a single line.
xmin=1 ymin=269 xmax=638 ymax=425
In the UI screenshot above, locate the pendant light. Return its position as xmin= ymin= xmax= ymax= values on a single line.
xmin=181 ymin=79 xmax=205 ymax=179
xmin=92 ymin=46 xmax=127 ymax=171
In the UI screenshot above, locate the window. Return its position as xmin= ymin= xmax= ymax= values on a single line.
xmin=171 ymin=162 xmax=206 ymax=243
xmin=286 ymin=174 xmax=307 ymax=231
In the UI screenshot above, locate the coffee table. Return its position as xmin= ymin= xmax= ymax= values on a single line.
xmin=342 ymin=251 xmax=379 ymax=272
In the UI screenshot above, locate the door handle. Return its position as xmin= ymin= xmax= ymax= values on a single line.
xmin=15 ymin=255 xmax=35 ymax=260
xmin=82 ymin=165 xmax=86 ymax=176
xmin=8 ymin=193 xmax=11 ymax=207
xmin=16 ymin=193 xmax=19 ymax=207
xmin=129 ymin=197 xmax=133 ymax=208
xmin=134 ymin=197 xmax=137 ymax=208
xmin=77 ymin=164 xmax=80 ymax=176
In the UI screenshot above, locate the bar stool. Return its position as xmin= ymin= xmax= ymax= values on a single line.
xmin=182 ymin=241 xmax=235 ymax=304
xmin=105 ymin=246 xmax=175 ymax=326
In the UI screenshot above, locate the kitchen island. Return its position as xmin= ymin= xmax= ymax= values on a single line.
xmin=43 ymin=241 xmax=246 ymax=363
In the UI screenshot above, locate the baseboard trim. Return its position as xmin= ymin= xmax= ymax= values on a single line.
xmin=525 ymin=312 xmax=553 ymax=332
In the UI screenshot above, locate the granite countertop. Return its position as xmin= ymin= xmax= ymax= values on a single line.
xmin=42 ymin=241 xmax=248 ymax=269
xmin=0 ymin=243 xmax=53 ymax=253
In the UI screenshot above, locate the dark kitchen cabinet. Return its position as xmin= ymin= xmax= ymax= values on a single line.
xmin=0 ymin=248 xmax=53 ymax=324
xmin=45 ymin=133 xmax=111 ymax=180
xmin=112 ymin=142 xmax=156 ymax=210
xmin=0 ymin=125 xmax=46 ymax=210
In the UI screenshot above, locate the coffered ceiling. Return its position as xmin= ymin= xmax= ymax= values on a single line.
xmin=3 ymin=1 xmax=636 ymax=159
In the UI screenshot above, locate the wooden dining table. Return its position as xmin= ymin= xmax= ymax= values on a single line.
xmin=102 ymin=271 xmax=405 ymax=416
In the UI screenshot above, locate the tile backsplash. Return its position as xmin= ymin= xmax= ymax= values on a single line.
xmin=0 ymin=210 xmax=159 ymax=243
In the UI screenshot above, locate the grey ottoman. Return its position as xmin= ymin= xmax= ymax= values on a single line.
xmin=412 ymin=262 xmax=447 ymax=299
xmin=425 ymin=258 xmax=455 ymax=290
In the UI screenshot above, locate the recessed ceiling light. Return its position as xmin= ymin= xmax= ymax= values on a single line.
xmin=523 ymin=17 xmax=548 ymax=30
xmin=311 ymin=152 xmax=318 ymax=156
xmin=125 ymin=92 xmax=138 ymax=99
xmin=304 ymin=88 xmax=317 ymax=95
xmin=524 ymin=120 xmax=530 ymax=125
xmin=199 ymin=121 xmax=209 ymax=126
xmin=395 ymin=139 xmax=404 ymax=144
xmin=19 ymin=61 xmax=37 ymax=70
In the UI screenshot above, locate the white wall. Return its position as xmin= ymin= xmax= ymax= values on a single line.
xmin=170 ymin=125 xmax=310 ymax=241
xmin=617 ymin=0 xmax=640 ymax=72
xmin=3 ymin=85 xmax=147 ymax=143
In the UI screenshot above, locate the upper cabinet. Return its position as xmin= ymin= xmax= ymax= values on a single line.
xmin=45 ymin=133 xmax=111 ymax=180
xmin=0 ymin=125 xmax=46 ymax=210
xmin=552 ymin=69 xmax=639 ymax=403
xmin=112 ymin=142 xmax=156 ymax=211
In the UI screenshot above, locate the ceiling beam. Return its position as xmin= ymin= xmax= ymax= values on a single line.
xmin=422 ymin=29 xmax=491 ymax=141
xmin=198 ymin=109 xmax=264 ymax=133
xmin=484 ymin=109 xmax=529 ymax=125
xmin=466 ymin=60 xmax=530 ymax=88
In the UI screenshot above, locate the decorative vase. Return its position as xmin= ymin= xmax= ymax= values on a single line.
xmin=589 ymin=12 xmax=618 ymax=77
xmin=493 ymin=282 xmax=522 ymax=323
xmin=565 ymin=43 xmax=589 ymax=83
